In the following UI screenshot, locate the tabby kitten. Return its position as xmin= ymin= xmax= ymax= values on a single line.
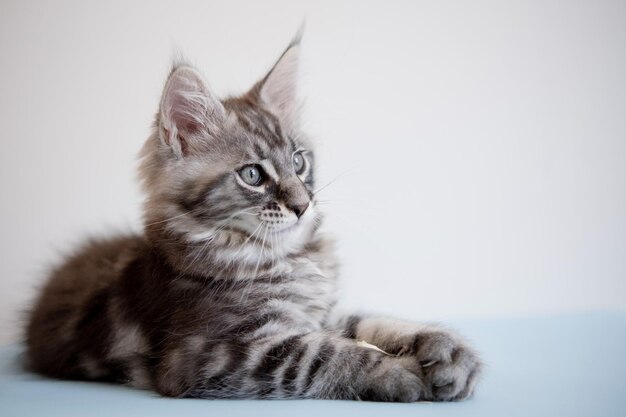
xmin=26 ymin=35 xmax=481 ymax=402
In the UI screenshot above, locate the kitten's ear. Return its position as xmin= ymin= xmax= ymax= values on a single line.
xmin=256 ymin=30 xmax=303 ymax=133
xmin=159 ymin=65 xmax=225 ymax=157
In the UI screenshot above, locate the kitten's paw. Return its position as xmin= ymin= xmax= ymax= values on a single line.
xmin=360 ymin=359 xmax=425 ymax=402
xmin=405 ymin=330 xmax=482 ymax=401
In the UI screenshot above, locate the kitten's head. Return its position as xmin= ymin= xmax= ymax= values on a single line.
xmin=140 ymin=36 xmax=320 ymax=271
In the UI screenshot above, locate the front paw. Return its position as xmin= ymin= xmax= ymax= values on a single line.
xmin=400 ymin=330 xmax=482 ymax=401
xmin=361 ymin=358 xmax=426 ymax=402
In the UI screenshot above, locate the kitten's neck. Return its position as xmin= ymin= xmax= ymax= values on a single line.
xmin=144 ymin=223 xmax=317 ymax=280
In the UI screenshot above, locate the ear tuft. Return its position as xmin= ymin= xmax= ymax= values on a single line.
xmin=257 ymin=29 xmax=304 ymax=134
xmin=159 ymin=65 xmax=224 ymax=157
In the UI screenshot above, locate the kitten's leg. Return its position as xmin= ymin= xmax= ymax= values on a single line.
xmin=156 ymin=331 xmax=432 ymax=401
xmin=329 ymin=315 xmax=482 ymax=401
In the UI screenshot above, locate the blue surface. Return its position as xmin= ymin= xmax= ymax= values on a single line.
xmin=1 ymin=313 xmax=625 ymax=417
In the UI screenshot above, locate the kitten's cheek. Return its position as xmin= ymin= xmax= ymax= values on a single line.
xmin=233 ymin=215 xmax=263 ymax=235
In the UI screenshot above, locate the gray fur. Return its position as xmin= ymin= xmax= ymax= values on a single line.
xmin=25 ymin=36 xmax=481 ymax=402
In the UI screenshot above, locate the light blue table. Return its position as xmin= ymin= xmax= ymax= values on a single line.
xmin=1 ymin=313 xmax=625 ymax=417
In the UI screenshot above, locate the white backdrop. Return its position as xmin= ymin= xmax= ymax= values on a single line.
xmin=1 ymin=0 xmax=625 ymax=344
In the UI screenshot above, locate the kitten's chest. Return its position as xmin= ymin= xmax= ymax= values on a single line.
xmin=175 ymin=240 xmax=341 ymax=333
xmin=260 ymin=256 xmax=338 ymax=328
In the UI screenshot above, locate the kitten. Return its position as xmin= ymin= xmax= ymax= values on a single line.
xmin=25 ymin=34 xmax=481 ymax=402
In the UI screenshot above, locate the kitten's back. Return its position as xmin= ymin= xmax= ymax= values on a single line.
xmin=25 ymin=235 xmax=144 ymax=379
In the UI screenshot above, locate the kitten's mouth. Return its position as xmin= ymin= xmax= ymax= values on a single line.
xmin=263 ymin=222 xmax=298 ymax=234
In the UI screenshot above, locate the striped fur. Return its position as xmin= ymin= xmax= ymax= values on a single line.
xmin=25 ymin=36 xmax=481 ymax=402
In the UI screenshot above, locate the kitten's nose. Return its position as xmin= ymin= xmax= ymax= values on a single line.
xmin=288 ymin=202 xmax=309 ymax=218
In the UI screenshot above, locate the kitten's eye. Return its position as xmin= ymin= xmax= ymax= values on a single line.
xmin=238 ymin=165 xmax=264 ymax=186
xmin=293 ymin=152 xmax=305 ymax=174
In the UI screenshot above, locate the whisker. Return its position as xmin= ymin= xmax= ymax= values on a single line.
xmin=228 ymin=222 xmax=264 ymax=270
xmin=313 ymin=166 xmax=364 ymax=196
xmin=143 ymin=208 xmax=202 ymax=227
xmin=314 ymin=199 xmax=380 ymax=216
xmin=240 ymin=226 xmax=268 ymax=303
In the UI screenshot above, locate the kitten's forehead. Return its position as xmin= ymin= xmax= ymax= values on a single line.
xmin=223 ymin=97 xmax=298 ymax=169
